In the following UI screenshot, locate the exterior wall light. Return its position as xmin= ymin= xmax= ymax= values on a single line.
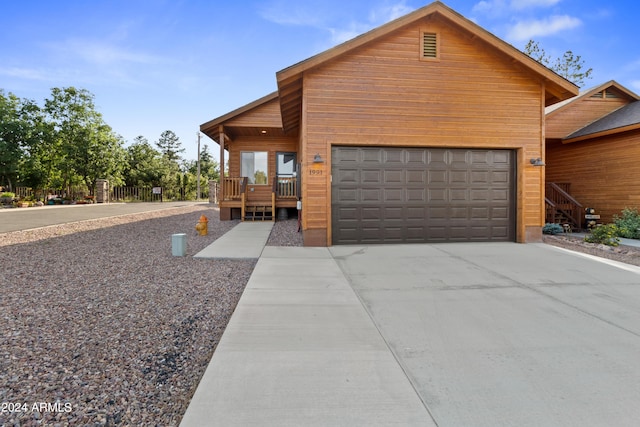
xmin=313 ymin=153 xmax=324 ymax=163
xmin=530 ymin=158 xmax=545 ymax=166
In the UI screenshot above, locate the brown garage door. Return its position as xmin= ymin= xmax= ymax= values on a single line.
xmin=331 ymin=147 xmax=515 ymax=244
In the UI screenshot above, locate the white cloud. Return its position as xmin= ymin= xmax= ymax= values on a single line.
xmin=260 ymin=1 xmax=415 ymax=45
xmin=328 ymin=2 xmax=415 ymax=44
xmin=510 ymin=0 xmax=561 ymax=10
xmin=258 ymin=1 xmax=330 ymax=27
xmin=0 ymin=67 xmax=49 ymax=81
xmin=472 ymin=0 xmax=508 ymax=15
xmin=473 ymin=0 xmax=560 ymax=16
xmin=368 ymin=2 xmax=414 ymax=24
xmin=329 ymin=25 xmax=367 ymax=45
xmin=507 ymin=15 xmax=582 ymax=41
xmin=49 ymin=39 xmax=163 ymax=66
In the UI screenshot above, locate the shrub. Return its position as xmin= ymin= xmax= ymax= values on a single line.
xmin=1 ymin=192 xmax=15 ymax=198
xmin=613 ymin=207 xmax=640 ymax=239
xmin=542 ymin=223 xmax=564 ymax=235
xmin=584 ymin=224 xmax=620 ymax=246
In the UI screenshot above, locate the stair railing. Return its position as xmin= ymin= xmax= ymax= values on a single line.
xmin=545 ymin=182 xmax=582 ymax=229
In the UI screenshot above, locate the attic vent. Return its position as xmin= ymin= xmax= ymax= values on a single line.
xmin=422 ymin=32 xmax=438 ymax=59
xmin=590 ymin=89 xmax=621 ymax=99
xmin=605 ymin=89 xmax=620 ymax=99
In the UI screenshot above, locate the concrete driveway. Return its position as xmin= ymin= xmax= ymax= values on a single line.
xmin=330 ymin=242 xmax=640 ymax=427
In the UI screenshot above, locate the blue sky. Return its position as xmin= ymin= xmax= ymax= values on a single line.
xmin=2 ymin=0 xmax=639 ymax=162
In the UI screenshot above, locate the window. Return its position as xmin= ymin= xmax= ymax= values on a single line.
xmin=241 ymin=151 xmax=268 ymax=184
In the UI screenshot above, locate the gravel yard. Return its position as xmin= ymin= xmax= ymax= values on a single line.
xmin=0 ymin=205 xmax=302 ymax=426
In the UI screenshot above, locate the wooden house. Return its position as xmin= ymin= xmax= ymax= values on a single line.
xmin=545 ymin=81 xmax=640 ymax=226
xmin=201 ymin=1 xmax=578 ymax=246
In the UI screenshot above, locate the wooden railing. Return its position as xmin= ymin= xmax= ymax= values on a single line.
xmin=222 ymin=177 xmax=247 ymax=200
xmin=273 ymin=176 xmax=297 ymax=199
xmin=545 ymin=182 xmax=582 ymax=229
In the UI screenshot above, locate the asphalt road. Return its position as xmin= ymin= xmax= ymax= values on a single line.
xmin=0 ymin=202 xmax=208 ymax=233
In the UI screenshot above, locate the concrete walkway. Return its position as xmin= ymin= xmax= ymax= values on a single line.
xmin=182 ymin=227 xmax=640 ymax=426
xmin=194 ymin=222 xmax=274 ymax=259
xmin=181 ymin=246 xmax=433 ymax=426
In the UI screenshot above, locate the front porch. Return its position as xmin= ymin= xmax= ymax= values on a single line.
xmin=220 ymin=176 xmax=298 ymax=221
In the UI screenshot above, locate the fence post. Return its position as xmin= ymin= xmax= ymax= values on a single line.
xmin=95 ymin=179 xmax=109 ymax=203
xmin=208 ymin=180 xmax=218 ymax=204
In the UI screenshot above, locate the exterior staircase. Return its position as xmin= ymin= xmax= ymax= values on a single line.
xmin=244 ymin=204 xmax=274 ymax=221
xmin=545 ymin=182 xmax=583 ymax=230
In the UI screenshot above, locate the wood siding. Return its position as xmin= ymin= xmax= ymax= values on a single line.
xmin=226 ymin=97 xmax=283 ymax=129
xmin=546 ymin=130 xmax=640 ymax=223
xmin=300 ymin=15 xmax=545 ymax=243
xmin=546 ymin=98 xmax=629 ymax=139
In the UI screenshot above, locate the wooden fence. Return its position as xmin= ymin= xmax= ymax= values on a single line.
xmin=14 ymin=186 xmax=89 ymax=201
xmin=13 ymin=181 xmax=221 ymax=204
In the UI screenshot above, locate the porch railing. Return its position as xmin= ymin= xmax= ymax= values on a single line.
xmin=222 ymin=177 xmax=247 ymax=200
xmin=545 ymin=182 xmax=582 ymax=229
xmin=273 ymin=176 xmax=297 ymax=199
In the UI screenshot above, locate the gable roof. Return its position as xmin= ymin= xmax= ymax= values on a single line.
xmin=276 ymin=0 xmax=578 ymax=133
xmin=564 ymin=101 xmax=640 ymax=143
xmin=200 ymin=92 xmax=279 ymax=144
xmin=545 ymin=80 xmax=640 ymax=116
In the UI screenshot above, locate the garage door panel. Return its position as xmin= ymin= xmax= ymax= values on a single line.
xmin=336 ymin=169 xmax=358 ymax=184
xmin=362 ymin=207 xmax=381 ymax=220
xmin=362 ymin=189 xmax=381 ymax=202
xmin=383 ymin=206 xmax=403 ymax=220
xmin=450 ymin=189 xmax=468 ymax=201
xmin=332 ymin=147 xmax=515 ymax=244
xmin=383 ymin=188 xmax=403 ymax=202
xmin=336 ymin=188 xmax=358 ymax=203
xmin=428 ymin=189 xmax=447 ymax=202
xmin=406 ymin=149 xmax=428 ymax=164
xmin=407 ymin=189 xmax=426 ymax=202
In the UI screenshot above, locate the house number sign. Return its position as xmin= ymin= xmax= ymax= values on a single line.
xmin=309 ymin=169 xmax=323 ymax=176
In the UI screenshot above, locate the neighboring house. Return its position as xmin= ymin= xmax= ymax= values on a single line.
xmin=545 ymin=81 xmax=640 ymax=226
xmin=201 ymin=1 xmax=577 ymax=246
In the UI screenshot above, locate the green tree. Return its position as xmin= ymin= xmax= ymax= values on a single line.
xmin=1 ymin=91 xmax=55 ymax=193
xmin=124 ymin=136 xmax=169 ymax=186
xmin=186 ymin=143 xmax=220 ymax=181
xmin=44 ymin=87 xmax=126 ymax=193
xmin=0 ymin=90 xmax=26 ymax=191
xmin=524 ymin=40 xmax=593 ymax=87
xmin=155 ymin=130 xmax=185 ymax=164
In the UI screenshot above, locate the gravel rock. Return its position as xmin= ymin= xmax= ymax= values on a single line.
xmin=0 ymin=205 xmax=263 ymax=426
xmin=543 ymin=234 xmax=640 ymax=266
xmin=266 ymin=218 xmax=303 ymax=247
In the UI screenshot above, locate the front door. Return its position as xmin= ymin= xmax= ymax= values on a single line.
xmin=276 ymin=152 xmax=297 ymax=198
xmin=277 ymin=152 xmax=297 ymax=177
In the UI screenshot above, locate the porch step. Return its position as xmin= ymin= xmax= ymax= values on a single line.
xmin=244 ymin=205 xmax=273 ymax=221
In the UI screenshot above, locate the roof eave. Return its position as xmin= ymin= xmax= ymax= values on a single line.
xmin=563 ymin=123 xmax=640 ymax=144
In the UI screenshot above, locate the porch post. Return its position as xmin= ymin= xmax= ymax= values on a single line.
xmin=219 ymin=125 xmax=225 ymax=200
